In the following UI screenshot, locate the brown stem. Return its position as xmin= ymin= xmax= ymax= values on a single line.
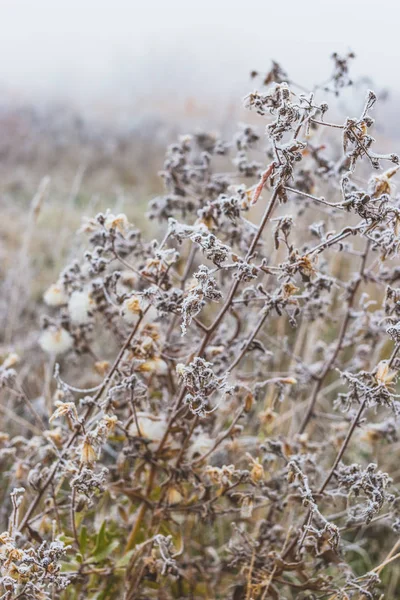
xmin=18 ymin=312 xmax=147 ymax=533
xmin=228 ymin=309 xmax=269 ymax=371
xmin=298 ymin=241 xmax=370 ymax=433
xmin=318 ymin=398 xmax=367 ymax=494
xmin=124 ymin=185 xmax=281 ymax=556
xmin=284 ymin=341 xmax=400 ymax=561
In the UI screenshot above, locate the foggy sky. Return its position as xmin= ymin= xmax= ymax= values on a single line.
xmin=0 ymin=0 xmax=398 ymax=105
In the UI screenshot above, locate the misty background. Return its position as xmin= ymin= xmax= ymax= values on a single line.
xmin=0 ymin=0 xmax=399 ymax=207
xmin=1 ymin=0 xmax=398 ymax=114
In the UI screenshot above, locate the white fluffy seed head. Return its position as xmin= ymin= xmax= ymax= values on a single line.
xmin=121 ymin=295 xmax=142 ymax=323
xmin=43 ymin=283 xmax=68 ymax=307
xmin=2 ymin=353 xmax=19 ymax=369
xmin=68 ymin=290 xmax=93 ymax=324
xmin=39 ymin=327 xmax=73 ymax=355
xmin=187 ymin=433 xmax=214 ymax=461
xmin=131 ymin=414 xmax=167 ymax=449
xmin=130 ymin=413 xmax=180 ymax=451
xmin=137 ymin=357 xmax=169 ymax=376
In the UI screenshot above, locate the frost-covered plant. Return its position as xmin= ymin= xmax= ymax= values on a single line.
xmin=3 ymin=53 xmax=400 ymax=599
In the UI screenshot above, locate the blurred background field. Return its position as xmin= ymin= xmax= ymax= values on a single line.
xmin=1 ymin=0 xmax=400 ymax=418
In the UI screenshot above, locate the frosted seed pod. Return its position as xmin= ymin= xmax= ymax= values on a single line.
xmin=39 ymin=327 xmax=73 ymax=355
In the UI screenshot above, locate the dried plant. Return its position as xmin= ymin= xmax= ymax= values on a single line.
xmin=3 ymin=53 xmax=400 ymax=599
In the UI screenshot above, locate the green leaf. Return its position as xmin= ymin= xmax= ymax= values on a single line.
xmin=58 ymin=534 xmax=75 ymax=546
xmin=115 ymin=549 xmax=135 ymax=568
xmin=91 ymin=539 xmax=120 ymax=563
xmin=79 ymin=525 xmax=88 ymax=555
xmin=92 ymin=520 xmax=108 ymax=557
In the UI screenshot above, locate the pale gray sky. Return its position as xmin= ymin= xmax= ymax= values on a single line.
xmin=0 ymin=0 xmax=398 ymax=105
